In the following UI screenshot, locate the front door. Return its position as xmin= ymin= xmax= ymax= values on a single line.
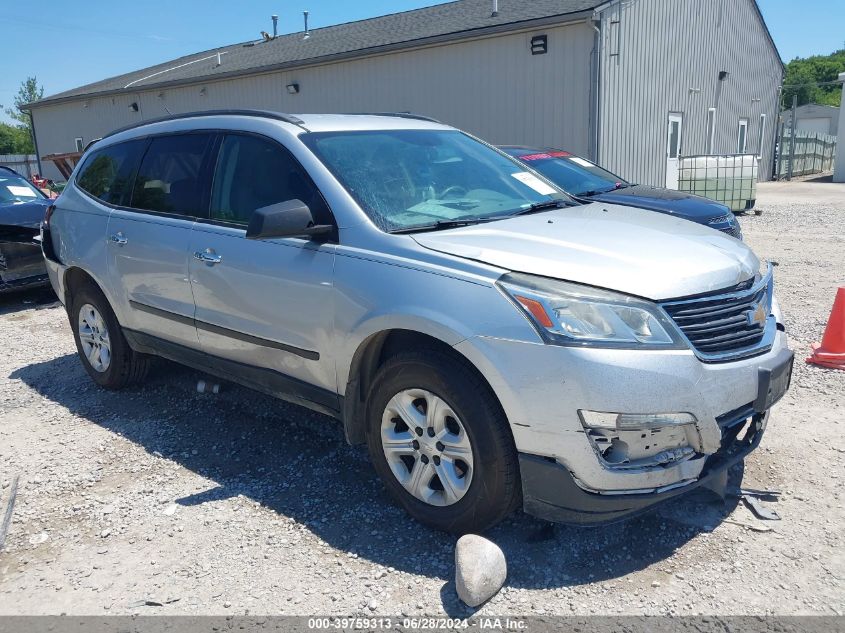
xmin=666 ymin=113 xmax=683 ymax=189
xmin=187 ymin=132 xmax=337 ymax=405
xmin=107 ymin=132 xmax=215 ymax=349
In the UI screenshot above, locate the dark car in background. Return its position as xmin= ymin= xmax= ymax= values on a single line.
xmin=501 ymin=147 xmax=743 ymax=240
xmin=0 ymin=166 xmax=50 ymax=292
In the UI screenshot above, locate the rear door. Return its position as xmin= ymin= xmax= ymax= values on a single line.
xmin=106 ymin=132 xmax=215 ymax=348
xmin=187 ymin=132 xmax=337 ymax=405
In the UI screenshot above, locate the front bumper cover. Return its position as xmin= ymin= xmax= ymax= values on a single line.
xmin=520 ymin=410 xmax=768 ymax=525
xmin=0 ymin=237 xmax=49 ymax=292
xmin=518 ymin=345 xmax=793 ymax=524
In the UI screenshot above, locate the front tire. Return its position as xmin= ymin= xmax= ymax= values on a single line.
xmin=366 ymin=350 xmax=520 ymax=534
xmin=69 ymin=283 xmax=149 ymax=389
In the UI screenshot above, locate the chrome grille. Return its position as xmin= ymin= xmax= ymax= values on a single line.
xmin=661 ymin=270 xmax=773 ymax=362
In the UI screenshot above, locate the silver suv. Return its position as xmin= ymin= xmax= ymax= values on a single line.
xmin=43 ymin=111 xmax=793 ymax=533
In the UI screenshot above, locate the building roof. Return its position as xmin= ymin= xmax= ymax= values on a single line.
xmin=781 ymin=103 xmax=840 ymax=115
xmin=29 ymin=0 xmax=601 ymax=108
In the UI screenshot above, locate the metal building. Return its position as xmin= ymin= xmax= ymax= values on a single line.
xmin=782 ymin=103 xmax=840 ymax=137
xmin=25 ymin=0 xmax=783 ymax=187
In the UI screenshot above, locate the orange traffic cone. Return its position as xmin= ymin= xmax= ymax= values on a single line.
xmin=806 ymin=287 xmax=845 ymax=370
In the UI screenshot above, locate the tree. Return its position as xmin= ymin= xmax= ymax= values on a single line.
xmin=1 ymin=77 xmax=44 ymax=153
xmin=0 ymin=123 xmax=33 ymax=154
xmin=782 ymin=49 xmax=845 ymax=109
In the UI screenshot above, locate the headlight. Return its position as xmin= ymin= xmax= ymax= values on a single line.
xmin=731 ymin=215 xmax=743 ymax=239
xmin=497 ymin=273 xmax=685 ymax=349
xmin=579 ymin=410 xmax=697 ymax=430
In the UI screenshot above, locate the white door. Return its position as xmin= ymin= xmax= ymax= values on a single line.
xmin=666 ymin=113 xmax=683 ymax=189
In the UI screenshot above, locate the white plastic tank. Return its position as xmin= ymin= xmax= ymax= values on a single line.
xmin=678 ymin=155 xmax=758 ymax=212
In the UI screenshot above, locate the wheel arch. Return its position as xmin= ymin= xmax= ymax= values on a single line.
xmin=341 ymin=328 xmax=509 ymax=447
xmin=63 ymin=267 xmax=104 ymax=310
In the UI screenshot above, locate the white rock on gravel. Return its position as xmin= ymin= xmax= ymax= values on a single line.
xmin=455 ymin=534 xmax=507 ymax=607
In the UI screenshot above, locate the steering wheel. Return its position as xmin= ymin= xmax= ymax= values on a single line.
xmin=439 ymin=185 xmax=468 ymax=199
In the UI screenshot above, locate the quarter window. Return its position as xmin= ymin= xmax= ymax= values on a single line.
xmin=210 ymin=134 xmax=325 ymax=226
xmin=76 ymin=140 xmax=145 ymax=205
xmin=130 ymin=133 xmax=213 ymax=216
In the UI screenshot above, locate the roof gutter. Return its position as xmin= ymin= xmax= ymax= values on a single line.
xmin=23 ymin=9 xmax=596 ymax=110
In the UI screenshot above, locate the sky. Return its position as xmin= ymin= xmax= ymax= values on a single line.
xmin=1 ymin=0 xmax=843 ymax=125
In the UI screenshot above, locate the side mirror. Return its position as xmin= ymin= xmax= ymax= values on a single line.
xmin=245 ymin=199 xmax=333 ymax=240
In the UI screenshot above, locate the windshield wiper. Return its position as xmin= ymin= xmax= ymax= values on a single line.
xmin=508 ymin=199 xmax=570 ymax=217
xmin=577 ymin=183 xmax=630 ymax=197
xmin=390 ymin=217 xmax=500 ymax=234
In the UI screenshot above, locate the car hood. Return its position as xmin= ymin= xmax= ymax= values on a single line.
xmin=585 ymin=185 xmax=730 ymax=221
xmin=411 ymin=202 xmax=758 ymax=301
xmin=0 ymin=198 xmax=49 ymax=230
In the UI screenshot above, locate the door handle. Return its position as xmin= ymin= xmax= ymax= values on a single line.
xmin=194 ymin=249 xmax=222 ymax=265
xmin=109 ymin=232 xmax=128 ymax=246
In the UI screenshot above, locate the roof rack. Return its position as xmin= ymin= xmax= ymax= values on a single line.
xmin=346 ymin=112 xmax=441 ymax=123
xmin=103 ymin=109 xmax=306 ymax=140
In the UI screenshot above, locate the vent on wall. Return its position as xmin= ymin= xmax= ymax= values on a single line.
xmin=530 ymin=35 xmax=547 ymax=55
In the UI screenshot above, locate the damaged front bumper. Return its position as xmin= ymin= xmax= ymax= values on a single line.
xmin=520 ymin=344 xmax=792 ymax=524
xmin=455 ymin=326 xmax=793 ymax=524
xmin=519 ymin=409 xmax=769 ymax=524
xmin=0 ymin=232 xmax=48 ymax=292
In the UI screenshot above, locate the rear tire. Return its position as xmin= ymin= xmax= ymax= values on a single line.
xmin=365 ymin=350 xmax=520 ymax=534
xmin=69 ymin=283 xmax=149 ymax=389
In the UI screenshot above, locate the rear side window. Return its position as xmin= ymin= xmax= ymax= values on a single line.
xmin=209 ymin=134 xmax=328 ymax=225
xmin=76 ymin=140 xmax=144 ymax=205
xmin=130 ymin=133 xmax=213 ymax=216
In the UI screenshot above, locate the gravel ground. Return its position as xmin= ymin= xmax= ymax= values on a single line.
xmin=0 ymin=179 xmax=843 ymax=617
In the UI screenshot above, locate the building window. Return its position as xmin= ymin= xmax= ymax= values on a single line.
xmin=737 ymin=119 xmax=749 ymax=154
xmin=668 ymin=116 xmax=682 ymax=159
xmin=706 ymin=108 xmax=716 ymax=154
xmin=609 ymin=20 xmax=620 ymax=57
xmin=757 ymin=114 xmax=767 ymax=159
xmin=74 ymin=137 xmax=84 ymax=152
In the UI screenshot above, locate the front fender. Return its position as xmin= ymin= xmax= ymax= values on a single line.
xmin=332 ymin=252 xmax=539 ymax=393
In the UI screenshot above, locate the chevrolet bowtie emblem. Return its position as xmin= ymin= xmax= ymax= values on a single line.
xmin=746 ymin=301 xmax=768 ymax=328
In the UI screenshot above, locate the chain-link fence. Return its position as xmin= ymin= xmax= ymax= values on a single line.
xmin=775 ymin=128 xmax=837 ymax=179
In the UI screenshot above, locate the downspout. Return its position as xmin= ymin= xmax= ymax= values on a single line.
xmin=27 ymin=109 xmax=43 ymax=179
xmin=770 ymin=85 xmax=783 ymax=180
xmin=589 ymin=15 xmax=602 ymax=163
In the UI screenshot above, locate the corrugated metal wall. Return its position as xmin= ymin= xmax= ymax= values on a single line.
xmin=596 ymin=0 xmax=783 ymax=186
xmin=31 ymin=22 xmax=594 ymax=176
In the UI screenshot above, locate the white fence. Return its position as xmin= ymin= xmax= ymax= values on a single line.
xmin=0 ymin=154 xmax=39 ymax=178
xmin=775 ymin=129 xmax=837 ymax=179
